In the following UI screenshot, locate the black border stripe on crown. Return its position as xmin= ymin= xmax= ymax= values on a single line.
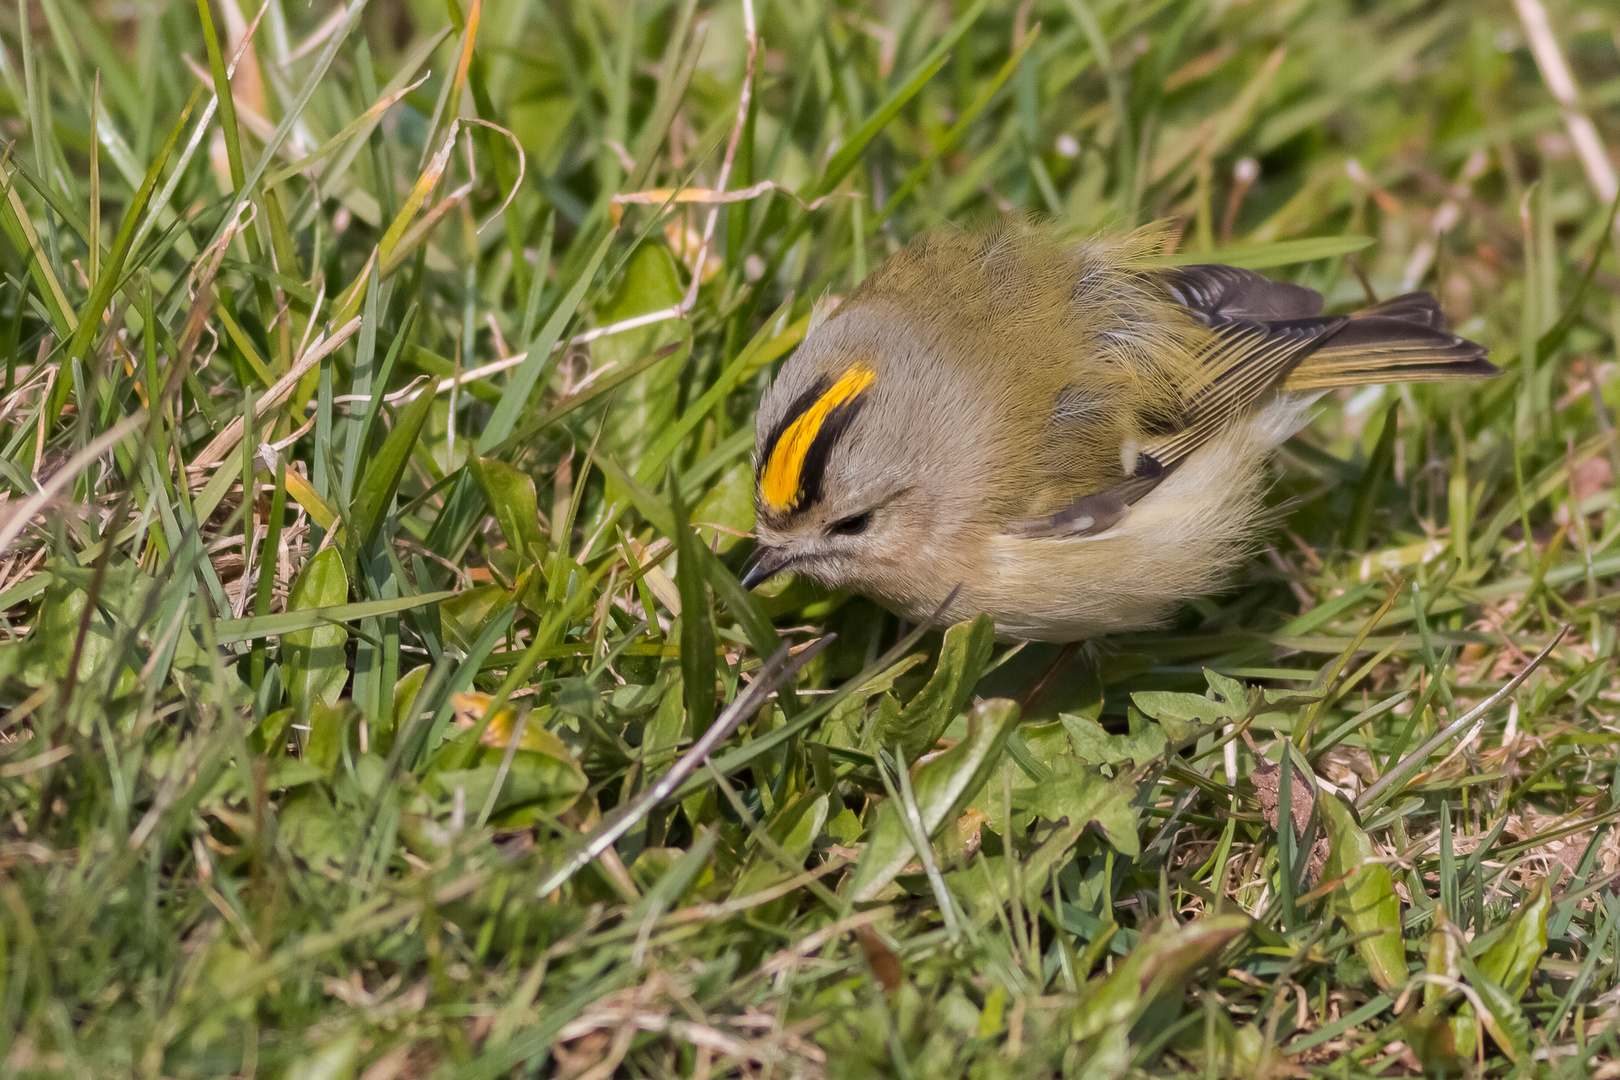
xmin=758 ymin=375 xmax=832 ymax=475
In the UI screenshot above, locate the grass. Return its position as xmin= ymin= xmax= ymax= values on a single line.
xmin=0 ymin=0 xmax=1618 ymax=1074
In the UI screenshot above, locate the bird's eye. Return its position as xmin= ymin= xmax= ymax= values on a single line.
xmin=830 ymin=511 xmax=871 ymax=537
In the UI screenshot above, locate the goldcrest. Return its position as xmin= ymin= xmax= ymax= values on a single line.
xmin=742 ymin=219 xmax=1494 ymax=642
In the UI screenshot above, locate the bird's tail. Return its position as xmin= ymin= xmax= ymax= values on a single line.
xmin=1281 ymin=293 xmax=1497 ymax=392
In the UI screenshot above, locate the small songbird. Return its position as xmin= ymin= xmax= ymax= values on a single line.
xmin=742 ymin=219 xmax=1494 ymax=641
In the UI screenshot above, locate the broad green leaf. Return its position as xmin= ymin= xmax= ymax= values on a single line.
xmin=285 ymin=1026 xmax=360 ymax=1080
xmin=427 ymin=699 xmax=585 ymax=821
xmin=850 ymin=698 xmax=1019 ymax=902
xmin=630 ymin=830 xmax=719 ymax=921
xmin=1067 ymin=1022 xmax=1129 ymax=1080
xmin=870 ymin=614 xmax=994 ymax=764
xmin=17 ymin=575 xmax=112 ymax=686
xmin=1261 ymin=685 xmax=1328 ymax=709
xmin=426 ymin=743 xmax=586 ymax=824
xmin=278 ymin=786 xmax=348 ymax=867
xmin=264 ymin=756 xmax=322 ymax=790
xmin=731 ymin=793 xmax=829 ymax=897
xmin=642 ymin=667 xmax=686 ymax=777
xmin=1319 ymin=793 xmax=1405 ymax=991
xmin=867 ymin=693 xmax=900 ymax=753
xmin=511 ymin=95 xmax=579 ymax=175
xmin=1476 ymin=877 xmax=1550 ymax=997
xmin=595 ymin=243 xmax=686 ymax=479
xmin=454 ymin=695 xmax=565 ymax=755
xmin=1019 ymin=759 xmax=1143 ymax=857
xmin=691 ymin=460 xmax=754 ymax=554
xmin=827 ymin=808 xmax=862 ymax=846
xmin=305 ymin=699 xmax=356 ymax=780
xmin=1021 ymin=719 xmax=1087 ymax=769
xmin=1203 ymin=669 xmax=1253 ymax=714
xmin=390 ymin=665 xmax=432 ymax=750
xmin=470 ymin=457 xmax=546 ymax=566
xmin=950 ymin=813 xmax=1089 ymax=922
xmin=1072 ymin=915 xmax=1251 ymax=1043
xmin=1061 ymin=710 xmax=1166 ymax=768
xmin=819 ymin=654 xmax=928 ymax=749
xmin=254 ymin=709 xmax=295 ymax=758
xmin=1450 ymin=878 xmax=1550 ymax=1059
xmin=1131 ymin=690 xmax=1241 ymax=726
xmin=1398 ymin=1000 xmax=1465 ymax=1077
xmin=1133 ymin=914 xmax=1253 ymax=1011
xmin=628 ymin=847 xmax=685 ymax=895
xmin=283 ymin=548 xmax=350 ymax=716
xmin=1170 ymin=1019 xmax=1264 ymax=1079
xmin=440 ymin=585 xmax=511 ymax=652
xmin=1069 ymin=964 xmax=1142 ymax=1057
xmin=1455 ymin=952 xmax=1533 ymax=1063
xmin=1424 ymin=911 xmax=1462 ymax=1007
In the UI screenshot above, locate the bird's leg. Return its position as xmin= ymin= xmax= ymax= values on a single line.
xmin=1020 ymin=640 xmax=1084 ymax=716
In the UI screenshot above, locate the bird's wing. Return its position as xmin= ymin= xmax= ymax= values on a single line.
xmin=1007 ymin=269 xmax=1495 ymax=540
xmin=1008 ymin=311 xmax=1338 ymax=538
xmin=1156 ymin=270 xmax=1495 ymax=392
xmin=1138 ymin=314 xmax=1345 ymax=469
xmin=1160 ymin=263 xmax=1325 ymax=321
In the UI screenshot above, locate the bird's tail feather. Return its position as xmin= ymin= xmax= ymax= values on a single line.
xmin=1281 ymin=292 xmax=1496 ymax=391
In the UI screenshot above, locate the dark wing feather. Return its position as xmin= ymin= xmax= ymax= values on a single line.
xmin=1282 ymin=295 xmax=1497 ymax=390
xmin=1353 ymin=291 xmax=1445 ymax=328
xmin=1162 ymin=264 xmax=1324 ymax=321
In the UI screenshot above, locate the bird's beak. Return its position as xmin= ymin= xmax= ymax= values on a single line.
xmin=740 ymin=544 xmax=796 ymax=589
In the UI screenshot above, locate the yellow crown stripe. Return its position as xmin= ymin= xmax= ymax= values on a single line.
xmin=760 ymin=365 xmax=876 ymax=511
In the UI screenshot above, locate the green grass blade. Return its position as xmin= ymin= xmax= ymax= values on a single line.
xmin=476 ymin=228 xmax=614 ymax=453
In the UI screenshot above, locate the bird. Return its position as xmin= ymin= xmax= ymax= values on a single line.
xmin=741 ymin=219 xmax=1495 ymax=641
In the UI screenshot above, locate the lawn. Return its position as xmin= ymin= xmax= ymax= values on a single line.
xmin=1 ymin=0 xmax=1618 ymax=1075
